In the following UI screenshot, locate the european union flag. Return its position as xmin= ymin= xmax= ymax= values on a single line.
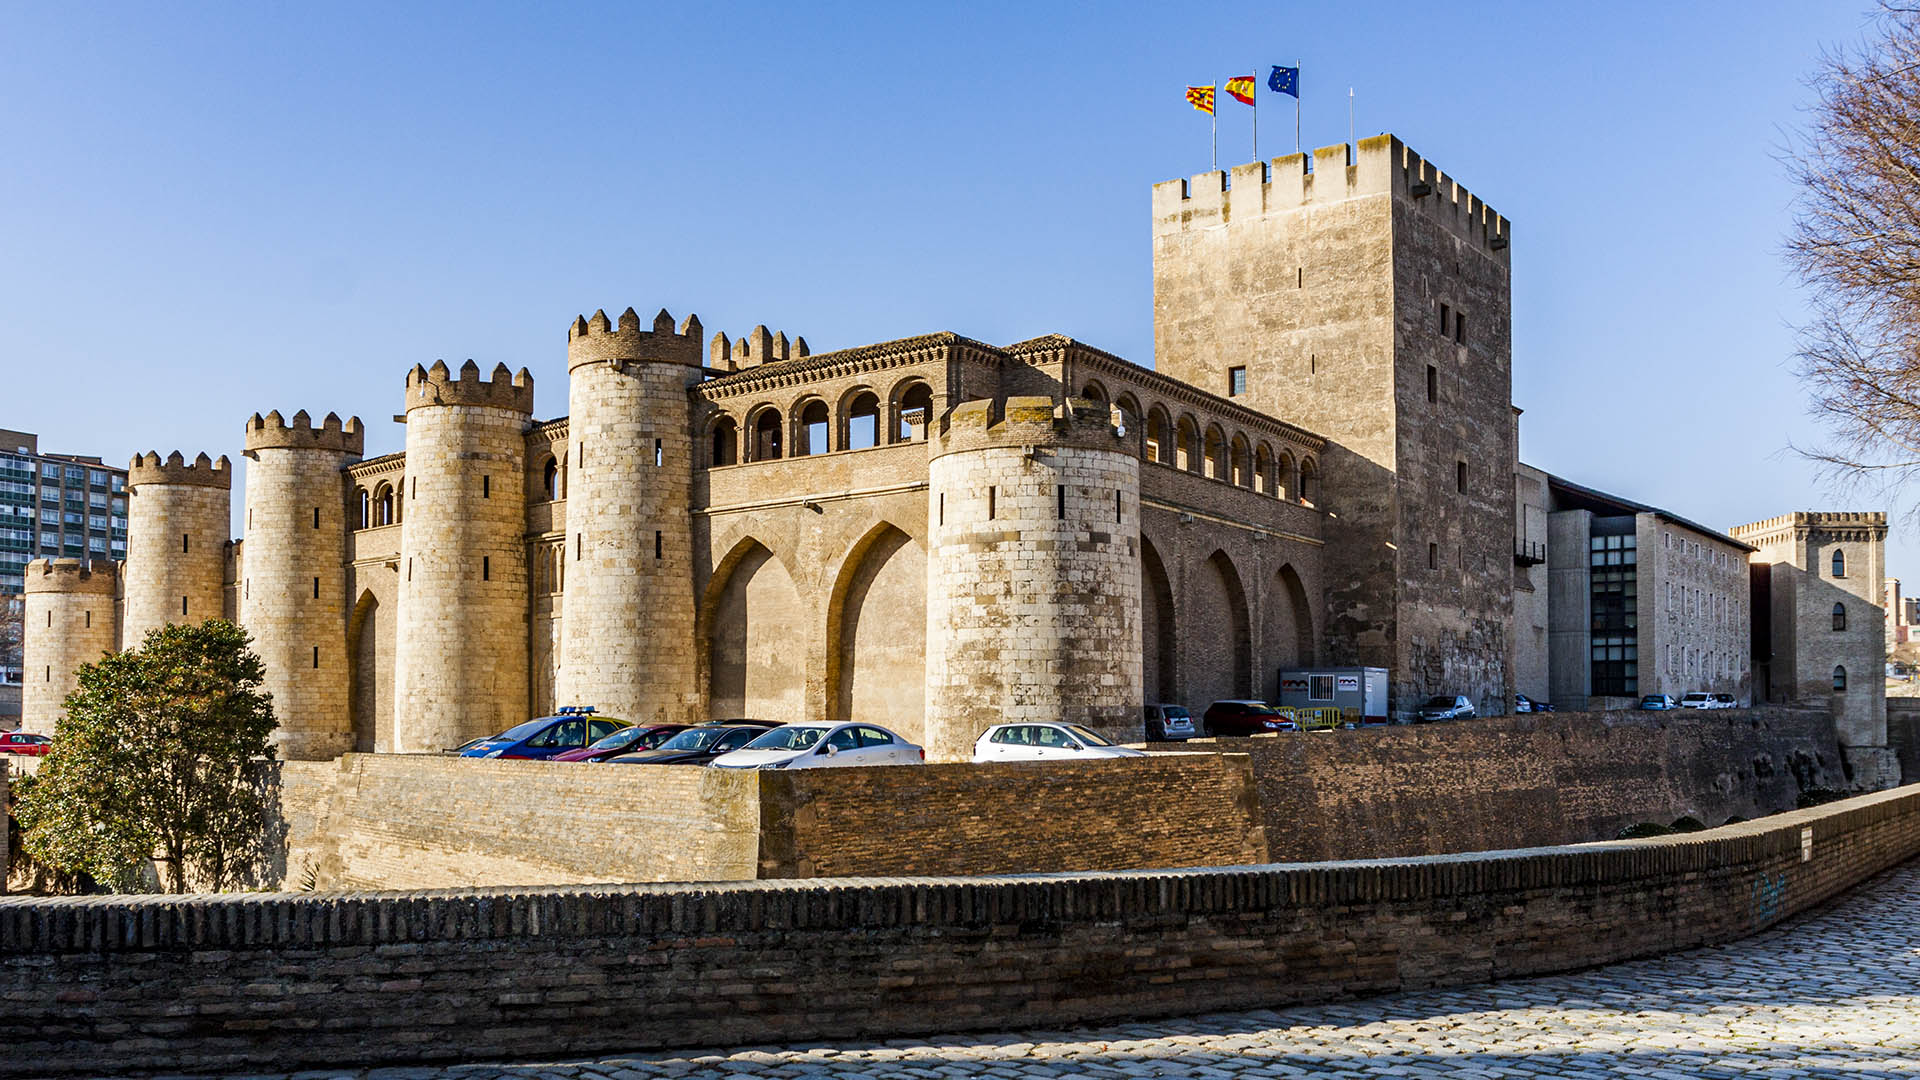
xmin=1270 ymin=65 xmax=1299 ymax=99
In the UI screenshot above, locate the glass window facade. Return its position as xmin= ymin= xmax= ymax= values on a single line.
xmin=1589 ymin=521 xmax=1638 ymax=696
xmin=0 ymin=435 xmax=130 ymax=596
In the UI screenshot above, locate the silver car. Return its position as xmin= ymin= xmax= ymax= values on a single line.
xmin=1143 ymin=704 xmax=1196 ymax=741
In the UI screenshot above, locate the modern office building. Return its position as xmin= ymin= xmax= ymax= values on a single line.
xmin=0 ymin=428 xmax=127 ymax=725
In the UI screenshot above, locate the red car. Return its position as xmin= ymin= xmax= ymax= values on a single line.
xmin=0 ymin=731 xmax=52 ymax=756
xmin=550 ymin=723 xmax=690 ymax=762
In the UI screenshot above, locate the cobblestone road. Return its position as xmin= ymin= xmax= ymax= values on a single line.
xmin=221 ymin=861 xmax=1920 ymax=1080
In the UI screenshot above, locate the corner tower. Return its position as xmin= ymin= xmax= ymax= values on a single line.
xmin=924 ymin=396 xmax=1142 ymax=762
xmin=1153 ymin=135 xmax=1514 ymax=715
xmin=122 ymin=451 xmax=232 ymax=646
xmin=20 ymin=558 xmax=117 ymax=734
xmin=392 ymin=360 xmax=533 ymax=752
xmin=241 ymin=409 xmax=364 ymax=760
xmin=558 ymin=307 xmax=703 ymax=722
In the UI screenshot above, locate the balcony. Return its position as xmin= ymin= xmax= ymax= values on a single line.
xmin=1515 ymin=538 xmax=1546 ymax=566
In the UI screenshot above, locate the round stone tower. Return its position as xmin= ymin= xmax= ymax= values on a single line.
xmin=558 ymin=307 xmax=703 ymax=723
xmin=241 ymin=409 xmax=364 ymax=760
xmin=122 ymin=450 xmax=232 ymax=647
xmin=392 ymin=359 xmax=533 ymax=752
xmin=20 ymin=558 xmax=118 ymax=734
xmin=924 ymin=396 xmax=1143 ymax=762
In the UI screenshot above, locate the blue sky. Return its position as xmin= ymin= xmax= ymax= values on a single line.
xmin=0 ymin=3 xmax=1898 ymax=574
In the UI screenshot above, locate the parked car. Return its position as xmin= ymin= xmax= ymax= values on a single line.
xmin=604 ymin=724 xmax=766 ymax=765
xmin=457 ymin=709 xmax=629 ymax=760
xmin=1712 ymin=693 xmax=1737 ymax=708
xmin=973 ymin=723 xmax=1146 ymax=762
xmin=1678 ymin=692 xmax=1721 ymax=710
xmin=551 ymin=723 xmax=690 ymax=762
xmin=1639 ymin=694 xmax=1679 ymax=711
xmin=1515 ymin=693 xmax=1554 ymax=714
xmin=1415 ymin=695 xmax=1476 ymax=723
xmin=710 ymin=722 xmax=925 ymax=770
xmin=1201 ymin=700 xmax=1297 ymax=736
xmin=1143 ymin=704 xmax=1196 ymax=741
xmin=0 ymin=731 xmax=51 ymax=756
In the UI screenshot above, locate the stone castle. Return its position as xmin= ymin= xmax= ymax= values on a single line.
xmin=15 ymin=134 xmax=1883 ymax=767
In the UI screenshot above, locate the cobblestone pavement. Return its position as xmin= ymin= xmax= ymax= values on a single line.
xmin=220 ymin=861 xmax=1920 ymax=1080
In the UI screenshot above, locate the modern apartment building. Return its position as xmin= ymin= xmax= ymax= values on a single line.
xmin=0 ymin=428 xmax=127 ymax=724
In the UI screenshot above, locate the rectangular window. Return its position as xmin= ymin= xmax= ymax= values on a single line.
xmin=1308 ymin=674 xmax=1334 ymax=701
xmin=1455 ymin=313 xmax=1466 ymax=344
xmin=1228 ymin=367 xmax=1247 ymax=397
xmin=1439 ymin=302 xmax=1450 ymax=335
xmin=1427 ymin=364 xmax=1437 ymax=403
xmin=1428 ymin=542 xmax=1438 ymax=570
xmin=1456 ymin=461 xmax=1467 ymax=493
xmin=576 ymin=534 xmax=582 ymax=561
xmin=181 ymin=596 xmax=188 ymax=616
xmin=182 ymin=533 xmax=189 ymax=553
xmin=407 ymin=558 xmax=412 ymax=581
xmin=1115 ymin=489 xmax=1122 ymax=523
xmin=1057 ymin=484 xmax=1066 ymax=519
xmin=482 ymin=556 xmax=490 ymax=580
xmin=938 ymin=493 xmax=944 ymax=526
xmin=482 ymin=475 xmax=490 ymax=498
xmin=313 ymin=646 xmax=319 ymax=669
xmin=654 ymin=531 xmax=663 ymax=559
xmin=988 ymin=486 xmax=996 ymax=520
xmin=313 ymin=577 xmax=320 ymax=599
xmin=313 ymin=506 xmax=321 ymax=528
xmin=654 ymin=439 xmax=663 ymax=467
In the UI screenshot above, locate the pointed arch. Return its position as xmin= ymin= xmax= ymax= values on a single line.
xmin=703 ymin=536 xmax=807 ymax=723
xmin=1265 ymin=562 xmax=1314 ymax=698
xmin=825 ymin=521 xmax=927 ymax=740
xmin=1186 ymin=550 xmax=1253 ymax=714
xmin=346 ymin=589 xmax=384 ymax=753
xmin=1140 ymin=535 xmax=1177 ymax=704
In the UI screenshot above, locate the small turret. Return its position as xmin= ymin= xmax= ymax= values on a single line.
xmin=404 ymin=360 xmax=534 ymax=414
xmin=122 ymin=449 xmax=232 ymax=645
xmin=20 ymin=558 xmax=118 ymax=734
xmin=242 ymin=408 xmax=365 ymax=760
xmin=566 ymin=306 xmax=702 ymax=372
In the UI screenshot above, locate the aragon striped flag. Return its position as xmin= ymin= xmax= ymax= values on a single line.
xmin=1225 ymin=75 xmax=1256 ymax=106
xmin=1185 ymin=85 xmax=1215 ymax=114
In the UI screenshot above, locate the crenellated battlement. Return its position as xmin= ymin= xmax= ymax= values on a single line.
xmin=1732 ymin=511 xmax=1890 ymax=539
xmin=128 ymin=450 xmax=233 ymax=490
xmin=933 ymin=394 xmax=1126 ymax=459
xmin=1151 ymin=133 xmax=1510 ymax=257
xmin=566 ymin=307 xmax=703 ymax=372
xmin=708 ymin=324 xmax=810 ymax=371
xmin=244 ymin=409 xmax=365 ymax=454
xmin=405 ymin=359 xmax=535 ymax=414
xmin=22 ymin=556 xmax=117 ymax=594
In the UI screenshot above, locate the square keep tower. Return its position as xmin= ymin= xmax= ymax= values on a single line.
xmin=1153 ymin=134 xmax=1514 ymax=715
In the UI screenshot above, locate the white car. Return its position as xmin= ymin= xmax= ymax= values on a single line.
xmin=972 ymin=722 xmax=1146 ymax=763
xmin=709 ymin=722 xmax=924 ymax=770
xmin=1679 ymin=692 xmax=1734 ymax=710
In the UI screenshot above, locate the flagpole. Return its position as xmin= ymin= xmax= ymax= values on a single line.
xmin=1252 ymin=84 xmax=1259 ymax=164
xmin=1348 ymin=86 xmax=1354 ymax=160
xmin=1211 ymin=88 xmax=1217 ymax=171
xmin=1295 ymin=59 xmax=1301 ymax=153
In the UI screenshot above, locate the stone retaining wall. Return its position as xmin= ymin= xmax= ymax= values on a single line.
xmin=2 ymin=784 xmax=1916 ymax=1076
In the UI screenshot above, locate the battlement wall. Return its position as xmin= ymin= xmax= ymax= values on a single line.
xmin=931 ymin=394 xmax=1126 ymax=459
xmin=243 ymin=409 xmax=365 ymax=454
xmin=709 ymin=324 xmax=810 ymax=370
xmin=21 ymin=558 xmax=115 ymax=595
xmin=126 ymin=450 xmax=231 ymax=490
xmin=404 ymin=359 xmax=534 ymax=414
xmin=565 ymin=306 xmax=702 ymax=371
xmin=4 ymin=782 xmax=1917 ymax=1076
xmin=1733 ymin=511 xmax=1889 ymax=539
xmin=1152 ymin=134 xmax=1510 ymax=258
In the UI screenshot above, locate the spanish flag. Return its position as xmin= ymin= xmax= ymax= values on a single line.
xmin=1186 ymin=85 xmax=1215 ymax=114
xmin=1225 ymin=76 xmax=1256 ymax=106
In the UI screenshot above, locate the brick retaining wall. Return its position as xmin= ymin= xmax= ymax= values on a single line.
xmin=1150 ymin=707 xmax=1849 ymax=860
xmin=3 ymin=784 xmax=1917 ymax=1076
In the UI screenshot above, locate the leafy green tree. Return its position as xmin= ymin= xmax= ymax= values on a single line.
xmin=16 ymin=620 xmax=276 ymax=893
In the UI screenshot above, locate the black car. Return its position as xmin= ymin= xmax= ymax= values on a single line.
xmin=604 ymin=724 xmax=764 ymax=765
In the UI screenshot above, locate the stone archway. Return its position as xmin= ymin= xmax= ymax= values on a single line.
xmin=1141 ymin=536 xmax=1177 ymax=704
xmin=346 ymin=590 xmax=384 ymax=753
xmin=706 ymin=541 xmax=807 ymax=723
xmin=1184 ymin=550 xmax=1253 ymax=711
xmin=827 ymin=524 xmax=927 ymax=741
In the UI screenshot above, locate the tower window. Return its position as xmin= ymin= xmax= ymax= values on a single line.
xmin=482 ymin=555 xmax=490 ymax=581
xmin=988 ymin=486 xmax=996 ymax=520
xmin=1439 ymin=303 xmax=1450 ymax=335
xmin=1428 ymin=543 xmax=1438 ymax=570
xmin=655 ymin=531 xmax=663 ymax=559
xmin=181 ymin=596 xmax=188 ymax=616
xmin=1456 ymin=461 xmax=1467 ymax=494
xmin=407 ymin=558 xmax=412 ymax=581
xmin=1834 ymin=665 xmax=1848 ymax=691
xmin=182 ymin=533 xmax=190 ymax=553
xmin=84 ymin=610 xmax=90 ymax=628
xmin=45 ymin=610 xmax=50 ymax=627
xmin=654 ymin=439 xmax=663 ymax=467
xmin=1115 ymin=489 xmax=1122 ymax=523
xmin=1831 ymin=549 xmax=1846 ymax=577
xmin=1833 ymin=602 xmax=1847 ymax=631
xmin=576 ymin=534 xmax=582 ymax=561
xmin=313 ymin=577 xmax=320 ymax=599
xmin=1427 ymin=365 xmax=1438 ymax=403
xmin=938 ymin=493 xmax=944 ymax=526
xmin=1228 ymin=367 xmax=1247 ymax=397
xmin=312 ymin=646 xmax=319 ymax=669
xmin=313 ymin=506 xmax=321 ymax=528
xmin=1455 ymin=313 xmax=1466 ymax=344
xmin=1057 ymin=485 xmax=1066 ymax=519
xmin=482 ymin=475 xmax=490 ymax=499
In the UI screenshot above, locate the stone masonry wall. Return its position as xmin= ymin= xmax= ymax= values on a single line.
xmin=274 ymin=754 xmax=761 ymax=890
xmin=19 ymin=560 xmax=116 ymax=735
xmin=4 ymin=783 xmax=1916 ymax=1076
xmin=1150 ymin=707 xmax=1845 ymax=861
xmin=924 ymin=398 xmax=1142 ymax=761
xmin=755 ymin=754 xmax=1267 ymax=878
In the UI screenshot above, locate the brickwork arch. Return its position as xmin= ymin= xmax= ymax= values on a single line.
xmin=824 ymin=521 xmax=927 ymax=739
xmin=704 ymin=536 xmax=807 ymax=723
xmin=1141 ymin=535 xmax=1178 ymax=704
